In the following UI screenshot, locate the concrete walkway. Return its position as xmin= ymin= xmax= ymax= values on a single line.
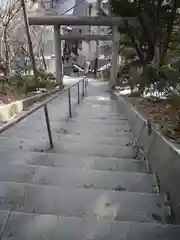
xmin=0 ymin=79 xmax=179 ymax=239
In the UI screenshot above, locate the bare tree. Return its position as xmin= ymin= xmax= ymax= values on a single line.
xmin=20 ymin=0 xmax=38 ymax=76
xmin=31 ymin=25 xmax=48 ymax=70
xmin=0 ymin=0 xmax=22 ymax=76
xmin=0 ymin=0 xmax=49 ymax=76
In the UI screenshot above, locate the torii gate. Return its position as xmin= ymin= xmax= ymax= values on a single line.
xmin=28 ymin=16 xmax=132 ymax=88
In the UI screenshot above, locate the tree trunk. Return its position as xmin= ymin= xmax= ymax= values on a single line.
xmin=21 ymin=0 xmax=37 ymax=76
xmin=159 ymin=0 xmax=177 ymax=66
xmin=41 ymin=48 xmax=47 ymax=70
xmin=4 ymin=26 xmax=9 ymax=76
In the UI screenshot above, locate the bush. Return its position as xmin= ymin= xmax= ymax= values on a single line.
xmin=4 ymin=69 xmax=56 ymax=97
xmin=23 ymin=70 xmax=56 ymax=94
xmin=127 ymin=64 xmax=180 ymax=97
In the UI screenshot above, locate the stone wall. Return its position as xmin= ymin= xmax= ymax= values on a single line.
xmin=115 ymin=93 xmax=180 ymax=223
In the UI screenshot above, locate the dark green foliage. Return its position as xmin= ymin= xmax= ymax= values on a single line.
xmin=109 ymin=0 xmax=136 ymax=17
xmin=110 ymin=0 xmax=180 ymax=96
xmin=6 ymin=69 xmax=56 ymax=96
xmin=109 ymin=0 xmax=179 ymax=65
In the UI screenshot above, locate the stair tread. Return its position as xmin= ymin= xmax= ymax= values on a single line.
xmin=1 ymin=150 xmax=146 ymax=172
xmin=0 ymin=137 xmax=135 ymax=158
xmin=0 ymin=181 xmax=164 ymax=223
xmin=0 ymin=211 xmax=179 ymax=240
xmin=0 ymin=125 xmax=132 ymax=138
xmin=1 ymin=130 xmax=132 ymax=143
xmin=0 ymin=164 xmax=155 ymax=193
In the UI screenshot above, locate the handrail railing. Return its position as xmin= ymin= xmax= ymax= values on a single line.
xmin=0 ymin=77 xmax=88 ymax=148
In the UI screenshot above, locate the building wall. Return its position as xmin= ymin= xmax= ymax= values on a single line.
xmin=73 ymin=0 xmax=98 ymax=66
xmin=74 ymin=1 xmax=112 ymax=66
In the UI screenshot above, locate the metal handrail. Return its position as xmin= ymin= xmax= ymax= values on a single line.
xmin=0 ymin=77 xmax=88 ymax=148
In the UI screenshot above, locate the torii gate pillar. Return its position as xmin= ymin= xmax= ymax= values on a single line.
xmin=110 ymin=25 xmax=120 ymax=88
xmin=54 ymin=25 xmax=63 ymax=87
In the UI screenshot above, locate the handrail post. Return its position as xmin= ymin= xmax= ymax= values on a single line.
xmin=82 ymin=79 xmax=85 ymax=97
xmin=85 ymin=78 xmax=88 ymax=95
xmin=44 ymin=104 xmax=53 ymax=148
xmin=68 ymin=88 xmax=72 ymax=117
xmin=77 ymin=83 xmax=80 ymax=104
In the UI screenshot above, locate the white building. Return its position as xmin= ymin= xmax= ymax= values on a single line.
xmin=73 ymin=0 xmax=112 ymax=68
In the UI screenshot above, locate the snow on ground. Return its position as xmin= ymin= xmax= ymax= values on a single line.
xmin=115 ymin=86 xmax=167 ymax=99
xmin=115 ymin=87 xmax=131 ymax=95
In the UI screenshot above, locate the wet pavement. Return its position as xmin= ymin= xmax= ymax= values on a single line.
xmin=0 ymin=79 xmax=179 ymax=239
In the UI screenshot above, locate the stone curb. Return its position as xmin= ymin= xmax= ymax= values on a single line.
xmin=114 ymin=91 xmax=180 ymax=223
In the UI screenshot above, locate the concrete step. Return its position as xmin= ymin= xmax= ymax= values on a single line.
xmin=57 ymin=121 xmax=130 ymax=132
xmin=1 ymin=117 xmax=128 ymax=129
xmin=0 ymin=164 xmax=155 ymax=193
xmin=0 ymin=137 xmax=135 ymax=158
xmin=0 ymin=127 xmax=132 ymax=140
xmin=70 ymin=115 xmax=128 ymax=123
xmin=0 ymin=133 xmax=132 ymax=147
xmin=75 ymin=104 xmax=120 ymax=112
xmin=74 ymin=107 xmax=123 ymax=116
xmin=33 ymin=169 xmax=155 ymax=193
xmin=1 ymin=122 xmax=131 ymax=139
xmin=0 ymin=211 xmax=180 ymax=240
xmin=0 ymin=181 xmax=166 ymax=223
xmin=68 ymin=117 xmax=128 ymax=125
xmin=55 ymin=134 xmax=132 ymax=146
xmin=56 ymin=128 xmax=132 ymax=138
xmin=17 ymin=183 xmax=166 ymax=223
xmin=1 ymin=133 xmax=132 ymax=147
xmin=74 ymin=98 xmax=124 ymax=107
xmin=73 ymin=113 xmax=126 ymax=121
xmin=79 ymin=105 xmax=119 ymax=112
xmin=47 ymin=142 xmax=135 ymax=159
xmin=2 ymin=150 xmax=147 ymax=173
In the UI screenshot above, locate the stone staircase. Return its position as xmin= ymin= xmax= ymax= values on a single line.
xmin=0 ymin=79 xmax=179 ymax=239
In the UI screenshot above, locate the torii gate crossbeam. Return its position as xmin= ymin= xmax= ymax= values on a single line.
xmin=59 ymin=35 xmax=113 ymax=41
xmin=28 ymin=16 xmax=133 ymax=26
